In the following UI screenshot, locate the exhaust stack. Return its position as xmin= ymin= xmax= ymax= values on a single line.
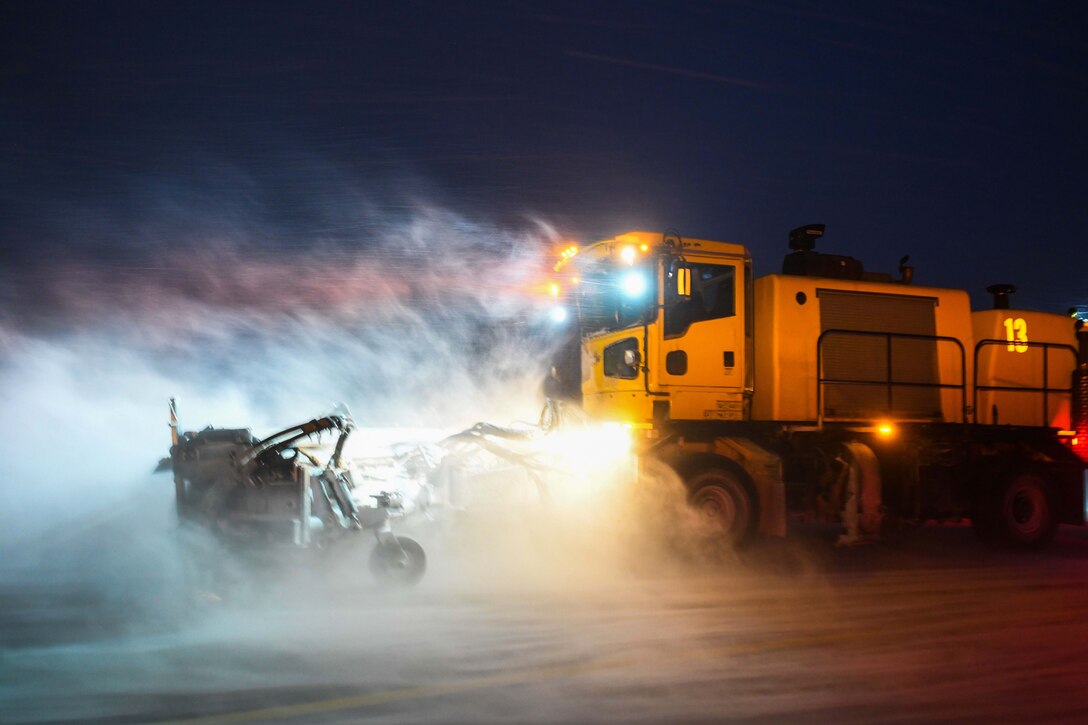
xmin=986 ymin=284 xmax=1016 ymax=310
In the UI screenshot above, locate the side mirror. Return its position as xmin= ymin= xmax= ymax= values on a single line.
xmin=670 ymin=261 xmax=692 ymax=299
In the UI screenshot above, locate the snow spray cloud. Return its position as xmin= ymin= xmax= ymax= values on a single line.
xmin=0 ymin=200 xmax=564 ymax=556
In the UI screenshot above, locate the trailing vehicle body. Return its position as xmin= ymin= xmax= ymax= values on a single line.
xmin=163 ymin=407 xmax=427 ymax=586
xmin=546 ymin=227 xmax=1088 ymax=548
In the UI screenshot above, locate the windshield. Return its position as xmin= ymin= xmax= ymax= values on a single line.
xmin=575 ymin=258 xmax=656 ymax=335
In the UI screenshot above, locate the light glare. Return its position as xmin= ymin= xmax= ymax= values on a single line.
xmin=621 ymin=272 xmax=647 ymax=297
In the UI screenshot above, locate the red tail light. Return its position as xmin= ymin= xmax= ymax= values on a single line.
xmin=1075 ymin=433 xmax=1088 ymax=463
xmin=1065 ymin=429 xmax=1088 ymax=463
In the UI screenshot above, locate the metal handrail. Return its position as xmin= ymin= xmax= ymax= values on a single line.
xmin=972 ymin=339 xmax=1077 ymax=426
xmin=816 ymin=329 xmax=967 ymax=425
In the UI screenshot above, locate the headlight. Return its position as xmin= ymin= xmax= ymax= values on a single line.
xmin=621 ymin=271 xmax=647 ymax=297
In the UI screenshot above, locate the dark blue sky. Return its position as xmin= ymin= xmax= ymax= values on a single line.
xmin=2 ymin=0 xmax=1086 ymax=312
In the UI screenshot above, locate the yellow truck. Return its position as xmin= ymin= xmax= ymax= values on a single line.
xmin=546 ymin=226 xmax=1088 ymax=548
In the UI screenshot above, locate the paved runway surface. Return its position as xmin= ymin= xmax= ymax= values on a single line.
xmin=3 ymin=506 xmax=1088 ymax=724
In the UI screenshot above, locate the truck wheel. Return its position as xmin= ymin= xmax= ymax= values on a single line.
xmin=976 ymin=472 xmax=1059 ymax=550
xmin=997 ymin=473 xmax=1059 ymax=549
xmin=687 ymin=469 xmax=756 ymax=548
xmin=369 ymin=536 xmax=427 ymax=586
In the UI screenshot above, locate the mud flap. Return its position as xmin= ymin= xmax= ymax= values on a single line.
xmin=837 ymin=441 xmax=882 ymax=545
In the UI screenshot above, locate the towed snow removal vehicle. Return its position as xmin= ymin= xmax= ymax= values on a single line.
xmin=160 ymin=403 xmax=426 ymax=586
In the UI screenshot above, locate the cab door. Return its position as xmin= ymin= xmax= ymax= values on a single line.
xmin=650 ymin=254 xmax=749 ymax=420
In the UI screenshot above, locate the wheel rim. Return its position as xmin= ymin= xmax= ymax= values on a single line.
xmin=370 ymin=537 xmax=426 ymax=586
xmin=693 ymin=485 xmax=738 ymax=532
xmin=377 ymin=547 xmax=413 ymax=575
xmin=1006 ymin=484 xmax=1045 ymax=536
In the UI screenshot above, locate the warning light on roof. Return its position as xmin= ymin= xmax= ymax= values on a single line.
xmin=554 ymin=244 xmax=580 ymax=271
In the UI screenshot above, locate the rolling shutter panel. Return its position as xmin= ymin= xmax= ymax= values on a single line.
xmin=819 ymin=291 xmax=941 ymax=420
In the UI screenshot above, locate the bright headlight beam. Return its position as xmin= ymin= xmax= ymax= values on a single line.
xmin=621 ymin=271 xmax=647 ymax=297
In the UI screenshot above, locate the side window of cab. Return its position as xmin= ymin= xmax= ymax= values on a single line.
xmin=664 ymin=263 xmax=736 ymax=338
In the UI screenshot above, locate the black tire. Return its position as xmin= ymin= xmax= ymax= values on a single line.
xmin=686 ymin=468 xmax=757 ymax=548
xmin=976 ymin=471 xmax=1059 ymax=550
xmin=369 ymin=536 xmax=427 ymax=586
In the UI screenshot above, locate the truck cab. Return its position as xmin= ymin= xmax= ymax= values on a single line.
xmin=560 ymin=231 xmax=752 ymax=425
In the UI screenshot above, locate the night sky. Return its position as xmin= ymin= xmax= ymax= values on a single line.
xmin=2 ymin=0 xmax=1086 ymax=313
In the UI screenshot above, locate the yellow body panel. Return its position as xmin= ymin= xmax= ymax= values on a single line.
xmin=972 ymin=309 xmax=1078 ymax=428
xmin=750 ymin=274 xmax=974 ymax=423
xmin=581 ymin=326 xmax=655 ymax=423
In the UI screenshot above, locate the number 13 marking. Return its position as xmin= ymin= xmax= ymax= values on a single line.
xmin=1003 ymin=317 xmax=1028 ymax=353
